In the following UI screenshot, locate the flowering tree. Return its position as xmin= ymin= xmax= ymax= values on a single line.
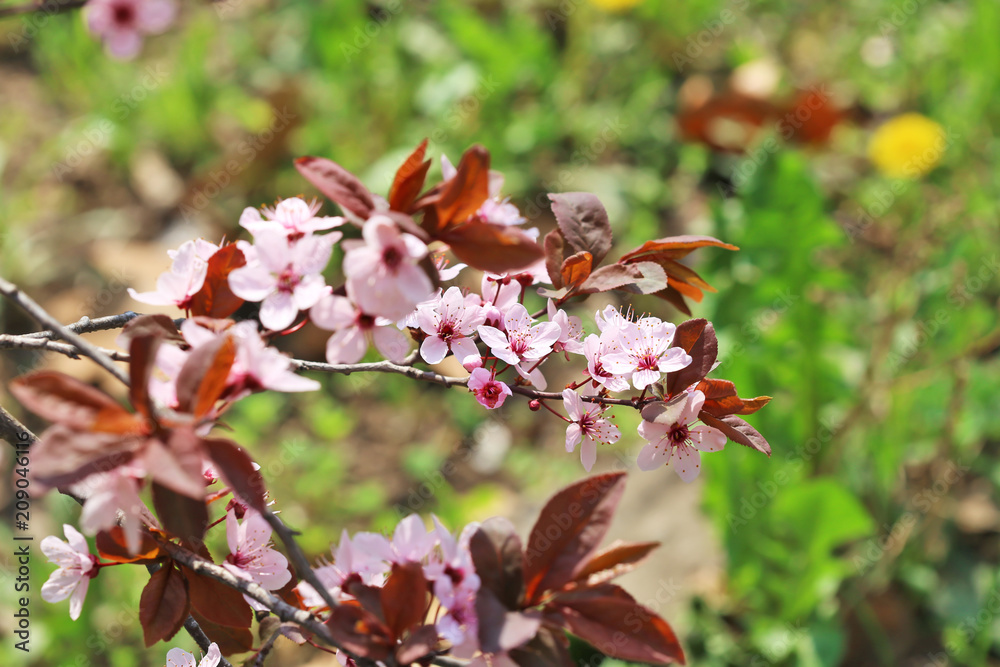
xmin=1 ymin=137 xmax=771 ymax=666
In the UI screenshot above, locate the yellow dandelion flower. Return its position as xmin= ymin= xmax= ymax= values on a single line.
xmin=589 ymin=0 xmax=645 ymax=12
xmin=868 ymin=112 xmax=946 ymax=178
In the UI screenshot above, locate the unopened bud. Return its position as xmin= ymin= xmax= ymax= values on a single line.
xmin=529 ymin=399 xmax=541 ymax=411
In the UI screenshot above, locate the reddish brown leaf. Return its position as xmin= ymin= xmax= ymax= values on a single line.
xmin=389 ymin=139 xmax=431 ymax=212
xmin=476 ymin=589 xmax=542 ymax=654
xmin=696 ymin=379 xmax=771 ymax=417
xmin=548 ymin=192 xmax=613 ymax=265
xmin=574 ymin=540 xmax=660 ymax=587
xmin=381 ymin=561 xmax=429 ymax=640
xmin=667 ymin=276 xmax=705 ymax=302
xmin=543 ymin=230 xmax=566 ymax=289
xmin=440 ymin=221 xmax=544 ymax=274
xmin=469 ymin=517 xmax=525 ymax=610
xmin=145 ymin=427 xmax=206 ymax=499
xmin=699 ymin=413 xmax=771 ymax=456
xmin=560 ymin=251 xmax=593 ymax=290
xmin=128 ymin=335 xmax=160 ymax=422
xmin=325 ymin=604 xmax=393 ymax=661
xmin=96 ymin=527 xmax=164 ymax=564
xmin=29 ymin=427 xmax=138 ymax=489
xmin=188 ymin=244 xmax=247 ymax=319
xmin=549 ymin=584 xmax=685 ymax=665
xmin=175 ymin=333 xmax=235 ymax=417
xmin=523 ymin=472 xmax=627 ymax=604
xmin=183 ymin=566 xmax=252 ymax=628
xmin=295 ymin=156 xmax=375 ymax=220
xmin=194 ymin=336 xmax=236 ymax=419
xmin=620 ymin=235 xmax=738 ymax=263
xmin=151 ymin=482 xmax=209 ymax=545
xmin=653 ymin=286 xmax=694 ymax=316
xmin=120 ymin=314 xmax=183 ymax=343
xmin=139 ymin=562 xmax=190 ymax=647
xmin=396 ymin=624 xmax=440 ymax=665
xmin=509 ymin=627 xmax=574 ymax=667
xmin=665 ymin=319 xmax=717 ymax=397
xmin=202 ymin=437 xmax=266 ymax=511
xmin=577 ymin=262 xmax=668 ymax=295
xmin=432 ymin=145 xmax=490 ymax=231
xmin=10 ymin=371 xmax=140 ymax=434
xmin=190 ymin=610 xmax=254 ymax=656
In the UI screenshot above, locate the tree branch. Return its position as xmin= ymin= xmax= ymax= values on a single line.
xmin=0 ymin=334 xmax=130 ymax=361
xmin=19 ymin=311 xmax=142 ymax=339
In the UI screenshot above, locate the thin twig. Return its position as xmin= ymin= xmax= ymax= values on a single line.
xmin=183 ymin=616 xmax=235 ymax=667
xmin=252 ymin=623 xmax=282 ymax=667
xmin=0 ymin=403 xmax=33 ymax=447
xmin=0 ymin=0 xmax=87 ymax=19
xmin=19 ymin=311 xmax=141 ymax=339
xmin=259 ymin=509 xmax=340 ymax=612
xmin=0 ymin=334 xmax=129 ymax=361
xmin=0 ymin=276 xmax=129 ymax=384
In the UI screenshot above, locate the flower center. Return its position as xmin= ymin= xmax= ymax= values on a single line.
xmin=276 ymin=268 xmax=300 ymax=294
xmin=637 ymin=352 xmax=659 ymax=371
xmin=357 ymin=314 xmax=376 ymax=331
xmin=112 ymin=2 xmax=135 ymax=25
xmin=669 ymin=423 xmax=690 ymax=445
xmin=382 ymin=246 xmax=403 ymax=271
xmin=438 ymin=322 xmax=456 ymax=341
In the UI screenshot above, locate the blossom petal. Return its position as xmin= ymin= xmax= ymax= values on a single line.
xmin=636 ymin=442 xmax=671 ymax=471
xmin=372 ymin=326 xmax=410 ymax=363
xmin=672 ymin=444 xmax=702 ymax=482
xmin=259 ymin=291 xmax=298 ymax=331
xmin=420 ymin=336 xmax=449 ymax=365
xmin=580 ymin=439 xmax=597 ymax=472
xmin=689 ymin=425 xmax=727 ymax=452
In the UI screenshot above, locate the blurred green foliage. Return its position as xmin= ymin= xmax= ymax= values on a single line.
xmin=2 ymin=0 xmax=1000 ymax=665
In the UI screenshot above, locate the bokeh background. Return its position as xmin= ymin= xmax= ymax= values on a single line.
xmin=1 ymin=0 xmax=999 ymax=665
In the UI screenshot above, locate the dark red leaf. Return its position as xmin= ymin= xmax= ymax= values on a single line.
xmin=549 ymin=584 xmax=685 ymax=665
xmin=699 ymin=413 xmax=771 ymax=456
xmin=325 ymin=604 xmax=394 ymax=661
xmin=188 ymin=244 xmax=248 ymax=319
xmin=543 ymin=230 xmax=566 ymax=289
xmin=523 ymin=472 xmax=627 ymax=604
xmin=295 ymin=156 xmax=375 ymax=220
xmin=620 ymin=235 xmax=738 ymax=263
xmin=175 ymin=333 xmax=235 ymax=417
xmin=476 ymin=588 xmax=542 ymax=654
xmin=697 ymin=379 xmax=772 ymax=417
xmin=183 ymin=566 xmax=253 ymax=628
xmin=151 ymin=482 xmax=209 ymax=545
xmin=128 ymin=335 xmax=160 ymax=421
xmin=145 ymin=427 xmax=206 ymax=499
xmin=548 ymin=192 xmax=613 ymax=265
xmin=190 ymin=610 xmax=254 ymax=656
xmin=431 ymin=145 xmax=490 ymax=231
xmin=469 ymin=517 xmax=525 ymax=609
xmin=96 ymin=527 xmax=164 ymax=564
xmin=139 ymin=562 xmax=190 ymax=647
xmin=509 ymin=627 xmax=574 ymax=667
xmin=665 ymin=319 xmax=717 ymax=397
xmin=439 ymin=221 xmax=544 ymax=274
xmin=10 ymin=371 xmax=140 ymax=434
xmin=381 ymin=561 xmax=429 ymax=640
xmin=577 ymin=262 xmax=668 ymax=295
xmin=29 ymin=427 xmax=138 ymax=489
xmin=120 ymin=314 xmax=182 ymax=343
xmin=396 ymin=624 xmax=440 ymax=665
xmin=202 ymin=437 xmax=266 ymax=511
xmin=573 ymin=540 xmax=660 ymax=587
xmin=389 ymin=139 xmax=431 ymax=212
xmin=653 ymin=286 xmax=693 ymax=316
xmin=560 ymin=251 xmax=593 ymax=290
xmin=194 ymin=336 xmax=236 ymax=419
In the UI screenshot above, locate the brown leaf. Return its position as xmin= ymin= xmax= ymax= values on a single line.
xmin=699 ymin=413 xmax=771 ymax=456
xmin=389 ymin=139 xmax=431 ymax=212
xmin=175 ymin=333 xmax=235 ymax=417
xmin=396 ymin=624 xmax=440 ymax=665
xmin=476 ymin=588 xmax=542 ymax=654
xmin=183 ymin=566 xmax=253 ymax=628
xmin=543 ymin=230 xmax=566 ymax=289
xmin=560 ymin=251 xmax=593 ymax=291
xmin=577 ymin=262 xmax=668 ymax=295
xmin=509 ymin=627 xmax=574 ymax=667
xmin=469 ymin=517 xmax=525 ymax=610
xmin=665 ymin=319 xmax=717 ymax=397
xmin=381 ymin=561 xmax=429 ymax=640
xmin=128 ymin=335 xmax=160 ymax=422
xmin=548 ymin=192 xmax=613 ymax=265
xmin=620 ymin=235 xmax=738 ymax=263
xmin=573 ymin=540 xmax=660 ymax=587
xmin=439 ymin=221 xmax=544 ymax=274
xmin=139 ymin=562 xmax=190 ymax=647
xmin=295 ymin=156 xmax=375 ymax=220
xmin=696 ymin=379 xmax=771 ymax=417
xmin=10 ymin=371 xmax=140 ymax=434
xmin=549 ymin=584 xmax=685 ymax=665
xmin=96 ymin=527 xmax=164 ymax=564
xmin=190 ymin=610 xmax=254 ymax=656
xmin=29 ymin=427 xmax=138 ymax=489
xmin=151 ymin=482 xmax=209 ymax=545
xmin=523 ymin=472 xmax=627 ymax=604
xmin=431 ymin=145 xmax=490 ymax=231
xmin=145 ymin=427 xmax=206 ymax=499
xmin=120 ymin=314 xmax=183 ymax=343
xmin=202 ymin=437 xmax=266 ymax=511
xmin=188 ymin=244 xmax=247 ymax=319
xmin=325 ymin=604 xmax=394 ymax=661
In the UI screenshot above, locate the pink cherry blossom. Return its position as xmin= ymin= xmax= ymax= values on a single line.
xmin=85 ymin=0 xmax=176 ymax=60
xmin=222 ymin=509 xmax=292 ymax=592
xmin=166 ymin=643 xmax=222 ymax=667
xmin=636 ymin=390 xmax=727 ymax=482
xmin=239 ymin=197 xmax=344 ymax=239
xmin=477 ymin=304 xmax=561 ymax=389
xmin=432 ymin=250 xmax=466 ymax=282
xmin=180 ymin=320 xmax=320 ymax=398
xmin=601 ymin=317 xmax=692 ymax=390
xmin=416 ymin=287 xmax=485 ymax=366
xmin=70 ymin=461 xmax=147 ymax=555
xmin=127 ymin=239 xmax=218 ymax=310
xmin=547 ymin=299 xmax=584 ymax=355
xmin=468 ymin=368 xmax=512 ymax=409
xmin=425 ymin=518 xmax=481 ymax=653
xmin=562 ymin=388 xmax=620 ymax=472
xmin=479 ymin=273 xmax=523 ymax=329
xmin=342 ymin=215 xmax=434 ymax=320
xmin=296 ymin=531 xmax=391 ymax=607
xmin=310 ymin=294 xmax=409 ymax=364
xmin=40 ymin=524 xmax=97 ymax=620
xmin=388 ymin=514 xmax=438 ymax=564
xmin=228 ymin=231 xmax=335 ymax=331
xmin=581 ymin=333 xmax=631 ymax=393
